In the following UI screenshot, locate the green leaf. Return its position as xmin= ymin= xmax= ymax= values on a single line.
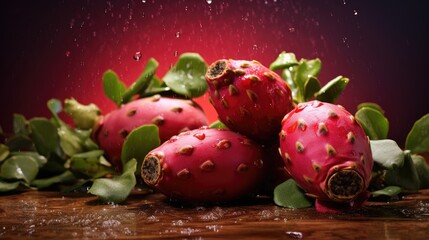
xmin=315 ymin=76 xmax=349 ymax=103
xmin=273 ymin=179 xmax=313 ymax=208
xmin=269 ymin=51 xmax=298 ymax=70
xmin=0 ymin=155 xmax=39 ymax=183
xmin=31 ymin=171 xmax=76 ymax=189
xmin=355 ymin=107 xmax=389 ymax=140
xmin=46 ymin=98 xmax=65 ymax=129
xmin=58 ymin=126 xmax=84 ymax=156
xmin=5 ymin=135 xmax=34 ymax=152
xmin=303 ymin=76 xmax=321 ymax=101
xmin=47 ymin=98 xmax=62 ymax=116
xmin=0 ymin=180 xmax=20 ymax=192
xmin=0 ymin=144 xmax=10 ymax=162
xmin=64 ymin=98 xmax=101 ymax=130
xmin=13 ymin=114 xmax=29 ymax=135
xmin=370 ymin=139 xmax=405 ymax=169
xmin=122 ymin=58 xmax=159 ymax=103
xmin=68 ymin=150 xmax=113 ymax=179
xmin=385 ymin=150 xmax=420 ymax=191
xmin=88 ymin=158 xmax=137 ymax=204
xmin=11 ymin=151 xmax=47 ymax=167
xmin=139 ymin=75 xmax=171 ymax=98
xmin=371 ymin=186 xmax=402 ymax=197
xmin=282 ymin=67 xmax=298 ymax=102
xmin=121 ymin=124 xmax=160 ymax=174
xmin=405 ymin=113 xmax=429 ymax=154
xmin=209 ymin=120 xmax=228 ymax=129
xmin=163 ymin=53 xmax=208 ymax=98
xmin=411 ymin=154 xmax=429 ymax=189
xmin=357 ymin=102 xmax=385 ymax=114
xmin=295 ymin=59 xmax=321 ymax=102
xmin=102 ymin=70 xmax=127 ymax=106
xmin=29 ymin=118 xmax=62 ymax=158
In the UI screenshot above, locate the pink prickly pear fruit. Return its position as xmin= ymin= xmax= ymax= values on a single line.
xmin=205 ymin=59 xmax=294 ymax=143
xmin=92 ymin=95 xmax=208 ymax=169
xmin=279 ymin=101 xmax=373 ymax=212
xmin=141 ymin=127 xmax=266 ymax=203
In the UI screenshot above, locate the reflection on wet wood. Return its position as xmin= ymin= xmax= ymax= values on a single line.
xmin=1 ymin=190 xmax=429 ymax=239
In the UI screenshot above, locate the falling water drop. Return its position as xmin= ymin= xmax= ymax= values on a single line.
xmin=142 ymin=0 xmax=146 ymax=3
xmin=65 ymin=51 xmax=71 ymax=57
xmin=342 ymin=0 xmax=346 ymax=4
xmin=133 ymin=51 xmax=142 ymax=61
xmin=252 ymin=44 xmax=258 ymax=51
xmin=289 ymin=27 xmax=295 ymax=33
xmin=174 ymin=50 xmax=179 ymax=57
xmin=176 ymin=32 xmax=181 ymax=38
xmin=206 ymin=0 xmax=212 ymax=4
xmin=353 ymin=10 xmax=358 ymax=15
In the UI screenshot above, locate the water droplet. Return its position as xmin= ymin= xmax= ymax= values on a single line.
xmin=289 ymin=27 xmax=295 ymax=33
xmin=133 ymin=51 xmax=142 ymax=61
xmin=175 ymin=31 xmax=181 ymax=38
xmin=142 ymin=0 xmax=146 ymax=3
xmin=342 ymin=0 xmax=346 ymax=4
xmin=342 ymin=37 xmax=350 ymax=48
xmin=206 ymin=0 xmax=212 ymax=4
xmin=174 ymin=50 xmax=178 ymax=57
xmin=285 ymin=231 xmax=303 ymax=239
xmin=353 ymin=10 xmax=358 ymax=15
xmin=252 ymin=44 xmax=258 ymax=50
xmin=69 ymin=19 xmax=75 ymax=29
xmin=65 ymin=51 xmax=71 ymax=57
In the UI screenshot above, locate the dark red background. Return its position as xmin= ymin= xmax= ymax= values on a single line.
xmin=1 ymin=0 xmax=428 ymax=146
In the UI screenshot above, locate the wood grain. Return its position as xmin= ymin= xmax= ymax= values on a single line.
xmin=1 ymin=190 xmax=429 ymax=239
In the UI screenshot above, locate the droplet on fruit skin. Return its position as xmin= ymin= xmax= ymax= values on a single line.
xmin=133 ymin=51 xmax=142 ymax=61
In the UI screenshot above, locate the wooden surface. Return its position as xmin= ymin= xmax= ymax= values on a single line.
xmin=1 ymin=189 xmax=429 ymax=239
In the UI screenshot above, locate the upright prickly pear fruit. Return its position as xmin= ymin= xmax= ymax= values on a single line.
xmin=141 ymin=127 xmax=266 ymax=203
xmin=92 ymin=95 xmax=208 ymax=168
xmin=279 ymin=101 xmax=373 ymax=212
xmin=205 ymin=59 xmax=294 ymax=142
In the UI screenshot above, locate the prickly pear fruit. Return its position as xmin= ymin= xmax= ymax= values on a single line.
xmin=92 ymin=95 xmax=208 ymax=168
xmin=141 ymin=127 xmax=266 ymax=203
xmin=205 ymin=59 xmax=294 ymax=142
xmin=279 ymin=101 xmax=373 ymax=212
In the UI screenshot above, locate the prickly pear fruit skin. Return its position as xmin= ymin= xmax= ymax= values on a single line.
xmin=141 ymin=127 xmax=266 ymax=203
xmin=92 ymin=95 xmax=208 ymax=168
xmin=205 ymin=59 xmax=294 ymax=143
xmin=279 ymin=101 xmax=373 ymax=212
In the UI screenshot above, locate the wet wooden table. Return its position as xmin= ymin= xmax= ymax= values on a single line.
xmin=1 ymin=189 xmax=429 ymax=239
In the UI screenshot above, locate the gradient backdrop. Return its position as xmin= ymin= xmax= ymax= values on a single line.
xmin=1 ymin=0 xmax=428 ymax=146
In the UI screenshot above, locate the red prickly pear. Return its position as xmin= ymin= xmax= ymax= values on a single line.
xmin=279 ymin=101 xmax=373 ymax=213
xmin=92 ymin=95 xmax=208 ymax=169
xmin=141 ymin=127 xmax=266 ymax=203
xmin=205 ymin=59 xmax=294 ymax=143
